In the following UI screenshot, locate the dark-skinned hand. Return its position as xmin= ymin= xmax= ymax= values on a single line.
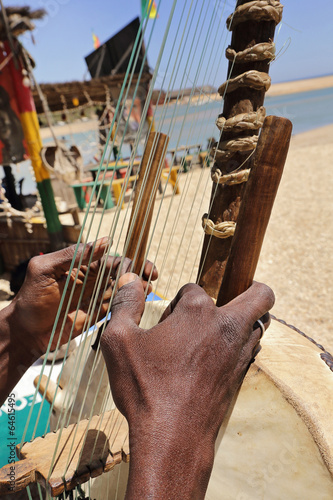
xmin=11 ymin=238 xmax=157 ymax=356
xmin=0 ymin=239 xmax=157 ymax=407
xmin=101 ymin=274 xmax=274 ymax=499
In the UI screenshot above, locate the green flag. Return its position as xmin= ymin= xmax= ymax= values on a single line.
xmin=141 ymin=0 xmax=158 ymax=19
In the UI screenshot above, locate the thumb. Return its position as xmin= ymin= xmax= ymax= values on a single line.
xmin=221 ymin=282 xmax=275 ymax=343
xmin=109 ymin=273 xmax=146 ymax=331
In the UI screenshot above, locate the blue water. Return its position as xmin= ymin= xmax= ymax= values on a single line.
xmin=10 ymin=86 xmax=333 ymax=194
xmin=265 ymin=86 xmax=333 ymax=134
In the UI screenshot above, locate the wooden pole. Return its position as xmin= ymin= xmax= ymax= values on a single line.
xmin=216 ymin=116 xmax=292 ymax=307
xmin=91 ymin=131 xmax=169 ymax=351
xmin=125 ymin=131 xmax=169 ymax=274
xmin=197 ymin=0 xmax=282 ymax=299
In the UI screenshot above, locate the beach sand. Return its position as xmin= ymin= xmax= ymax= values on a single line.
xmin=266 ymin=74 xmax=333 ymax=97
xmin=1 ymin=100 xmax=332 ymax=354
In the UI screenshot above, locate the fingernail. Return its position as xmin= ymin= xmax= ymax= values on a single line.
xmin=117 ymin=273 xmax=139 ymax=290
xmin=95 ymin=237 xmax=112 ymax=250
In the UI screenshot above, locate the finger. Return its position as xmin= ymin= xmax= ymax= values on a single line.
xmin=108 ymin=273 xmax=146 ymax=331
xmin=110 ymin=256 xmax=158 ymax=282
xmin=253 ymin=312 xmax=271 ymax=338
xmin=108 ymin=256 xmax=132 ymax=279
xmin=221 ymin=282 xmax=275 ymax=337
xmin=142 ymin=260 xmax=158 ymax=282
xmin=142 ymin=280 xmax=153 ymax=296
xmin=159 ymin=283 xmax=214 ymax=323
xmin=78 ymin=238 xmax=112 ymax=266
xmin=118 ymin=257 xmax=134 ymax=277
xmin=38 ymin=238 xmax=112 ymax=275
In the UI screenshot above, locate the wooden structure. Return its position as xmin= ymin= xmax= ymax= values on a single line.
xmin=31 ymin=74 xmax=152 ymax=114
xmin=0 ymin=409 xmax=129 ymax=496
xmin=125 ymin=131 xmax=169 ymax=273
xmin=0 ymin=218 xmax=81 ymax=272
xmin=217 ymin=115 xmax=292 ymax=306
xmin=198 ymin=0 xmax=283 ymax=298
xmin=0 ymin=5 xmax=45 ymax=39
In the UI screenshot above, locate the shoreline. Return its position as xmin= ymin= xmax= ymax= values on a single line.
xmin=38 ymin=74 xmax=333 ymax=140
xmin=266 ymin=74 xmax=333 ymax=97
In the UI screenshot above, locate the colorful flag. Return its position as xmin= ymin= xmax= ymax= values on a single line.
xmin=141 ymin=0 xmax=158 ymax=19
xmin=0 ymin=40 xmax=62 ymax=236
xmin=92 ymin=31 xmax=101 ymax=49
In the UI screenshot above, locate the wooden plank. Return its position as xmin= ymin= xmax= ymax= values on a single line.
xmin=0 ymin=409 xmax=129 ymax=497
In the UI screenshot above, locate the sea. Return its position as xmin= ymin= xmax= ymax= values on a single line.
xmin=9 ymin=86 xmax=333 ymax=195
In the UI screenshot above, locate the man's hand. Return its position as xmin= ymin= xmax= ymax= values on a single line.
xmin=101 ymin=274 xmax=274 ymax=499
xmin=11 ymin=238 xmax=157 ymax=357
xmin=0 ymin=240 xmax=157 ymax=406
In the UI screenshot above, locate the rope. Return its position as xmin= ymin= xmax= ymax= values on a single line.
xmin=225 ymin=42 xmax=276 ymax=63
xmin=0 ymin=178 xmax=42 ymax=230
xmin=211 ymin=134 xmax=258 ymax=162
xmin=202 ymin=214 xmax=236 ymax=239
xmin=0 ymin=49 xmax=13 ymax=71
xmin=226 ymin=1 xmax=283 ymax=31
xmin=211 ymin=167 xmax=250 ymax=185
xmin=218 ymin=135 xmax=258 ymax=152
xmin=216 ymin=107 xmax=266 ymax=132
xmin=218 ymin=70 xmax=271 ymax=96
xmin=271 ymin=316 xmax=333 ymax=373
xmin=83 ymin=89 xmax=94 ymax=107
xmin=211 ymin=148 xmax=237 ymax=162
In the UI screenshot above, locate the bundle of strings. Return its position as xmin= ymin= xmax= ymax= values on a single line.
xmin=6 ymin=0 xmax=284 ymax=498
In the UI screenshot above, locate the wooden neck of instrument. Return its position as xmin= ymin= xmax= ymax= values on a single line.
xmin=125 ymin=131 xmax=169 ymax=275
xmin=216 ymin=116 xmax=292 ymax=307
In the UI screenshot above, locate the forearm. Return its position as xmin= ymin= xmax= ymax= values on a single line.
xmin=0 ymin=301 xmax=38 ymax=406
xmin=126 ymin=418 xmax=215 ymax=500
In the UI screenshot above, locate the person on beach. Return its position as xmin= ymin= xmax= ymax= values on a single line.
xmin=0 ymin=241 xmax=274 ymax=499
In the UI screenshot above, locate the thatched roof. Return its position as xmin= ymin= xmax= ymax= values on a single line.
xmin=32 ymin=73 xmax=152 ymax=114
xmin=0 ymin=6 xmax=45 ymax=39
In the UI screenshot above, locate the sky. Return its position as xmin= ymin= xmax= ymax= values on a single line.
xmin=4 ymin=0 xmax=333 ymax=89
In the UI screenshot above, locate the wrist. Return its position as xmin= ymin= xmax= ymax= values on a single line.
xmin=0 ymin=302 xmax=37 ymax=405
xmin=1 ymin=299 xmax=40 ymax=367
xmin=126 ymin=413 xmax=215 ymax=500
